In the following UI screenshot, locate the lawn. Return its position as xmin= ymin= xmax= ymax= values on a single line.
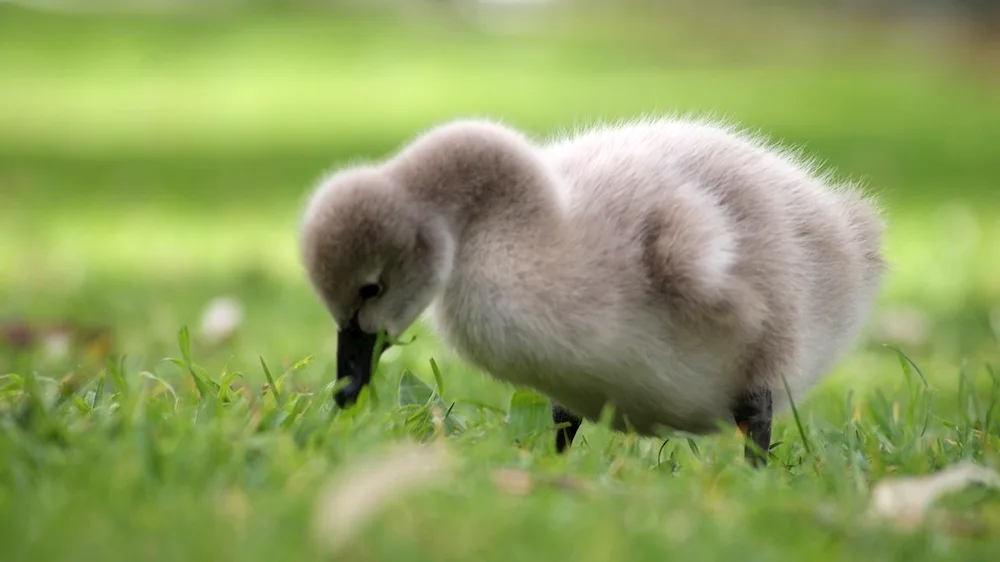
xmin=1 ymin=3 xmax=999 ymax=561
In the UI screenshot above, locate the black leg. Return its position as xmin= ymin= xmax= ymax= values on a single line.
xmin=731 ymin=386 xmax=773 ymax=467
xmin=552 ymin=404 xmax=582 ymax=453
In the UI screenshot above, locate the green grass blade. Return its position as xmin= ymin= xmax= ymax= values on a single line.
xmin=93 ymin=371 xmax=106 ymax=409
xmin=429 ymin=357 xmax=445 ymax=396
xmin=505 ymin=390 xmax=550 ymax=446
xmin=398 ymin=370 xmax=434 ymax=407
xmin=780 ymin=374 xmax=813 ymax=457
xmin=259 ymin=356 xmax=282 ymax=407
xmin=175 ymin=327 xmax=216 ymax=402
xmin=885 ymin=344 xmax=929 ymax=388
xmin=139 ymin=371 xmax=179 ymax=411
xmin=106 ymin=354 xmax=129 ymax=398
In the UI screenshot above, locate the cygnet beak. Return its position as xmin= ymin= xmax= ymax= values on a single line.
xmin=334 ymin=314 xmax=391 ymax=408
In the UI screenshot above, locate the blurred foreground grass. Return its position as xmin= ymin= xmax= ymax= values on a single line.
xmin=1 ymin=3 xmax=1000 ymax=561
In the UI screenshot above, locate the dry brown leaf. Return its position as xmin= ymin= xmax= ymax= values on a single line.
xmin=200 ymin=296 xmax=244 ymax=344
xmin=42 ymin=330 xmax=72 ymax=361
xmin=491 ymin=468 xmax=534 ymax=496
xmin=1 ymin=322 xmax=35 ymax=350
xmin=491 ymin=469 xmax=596 ymax=497
xmin=869 ymin=462 xmax=1000 ymax=529
xmin=2 ymin=320 xmax=113 ymax=362
xmin=312 ymin=443 xmax=454 ymax=554
xmin=551 ymin=475 xmax=596 ymax=495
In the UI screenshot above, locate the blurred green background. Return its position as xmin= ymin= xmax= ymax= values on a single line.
xmin=2 ymin=1 xmax=1000 ymax=561
xmin=2 ymin=0 xmax=998 ymax=378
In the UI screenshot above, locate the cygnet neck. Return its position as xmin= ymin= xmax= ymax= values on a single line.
xmin=385 ymin=121 xmax=563 ymax=240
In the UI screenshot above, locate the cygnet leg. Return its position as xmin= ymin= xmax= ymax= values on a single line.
xmin=731 ymin=386 xmax=773 ymax=467
xmin=552 ymin=404 xmax=582 ymax=453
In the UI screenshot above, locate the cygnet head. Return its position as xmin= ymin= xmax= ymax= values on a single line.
xmin=300 ymin=166 xmax=455 ymax=407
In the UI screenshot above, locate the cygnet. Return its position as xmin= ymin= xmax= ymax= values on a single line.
xmin=299 ymin=117 xmax=885 ymax=465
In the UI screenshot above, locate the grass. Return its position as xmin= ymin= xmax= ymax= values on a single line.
xmin=2 ymin=3 xmax=1000 ymax=561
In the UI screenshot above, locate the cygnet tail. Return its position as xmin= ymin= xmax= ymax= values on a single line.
xmin=837 ymin=186 xmax=887 ymax=283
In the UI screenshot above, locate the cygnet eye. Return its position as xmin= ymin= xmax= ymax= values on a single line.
xmin=359 ymin=282 xmax=382 ymax=301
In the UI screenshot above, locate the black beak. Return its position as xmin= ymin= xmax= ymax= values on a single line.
xmin=334 ymin=314 xmax=391 ymax=408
